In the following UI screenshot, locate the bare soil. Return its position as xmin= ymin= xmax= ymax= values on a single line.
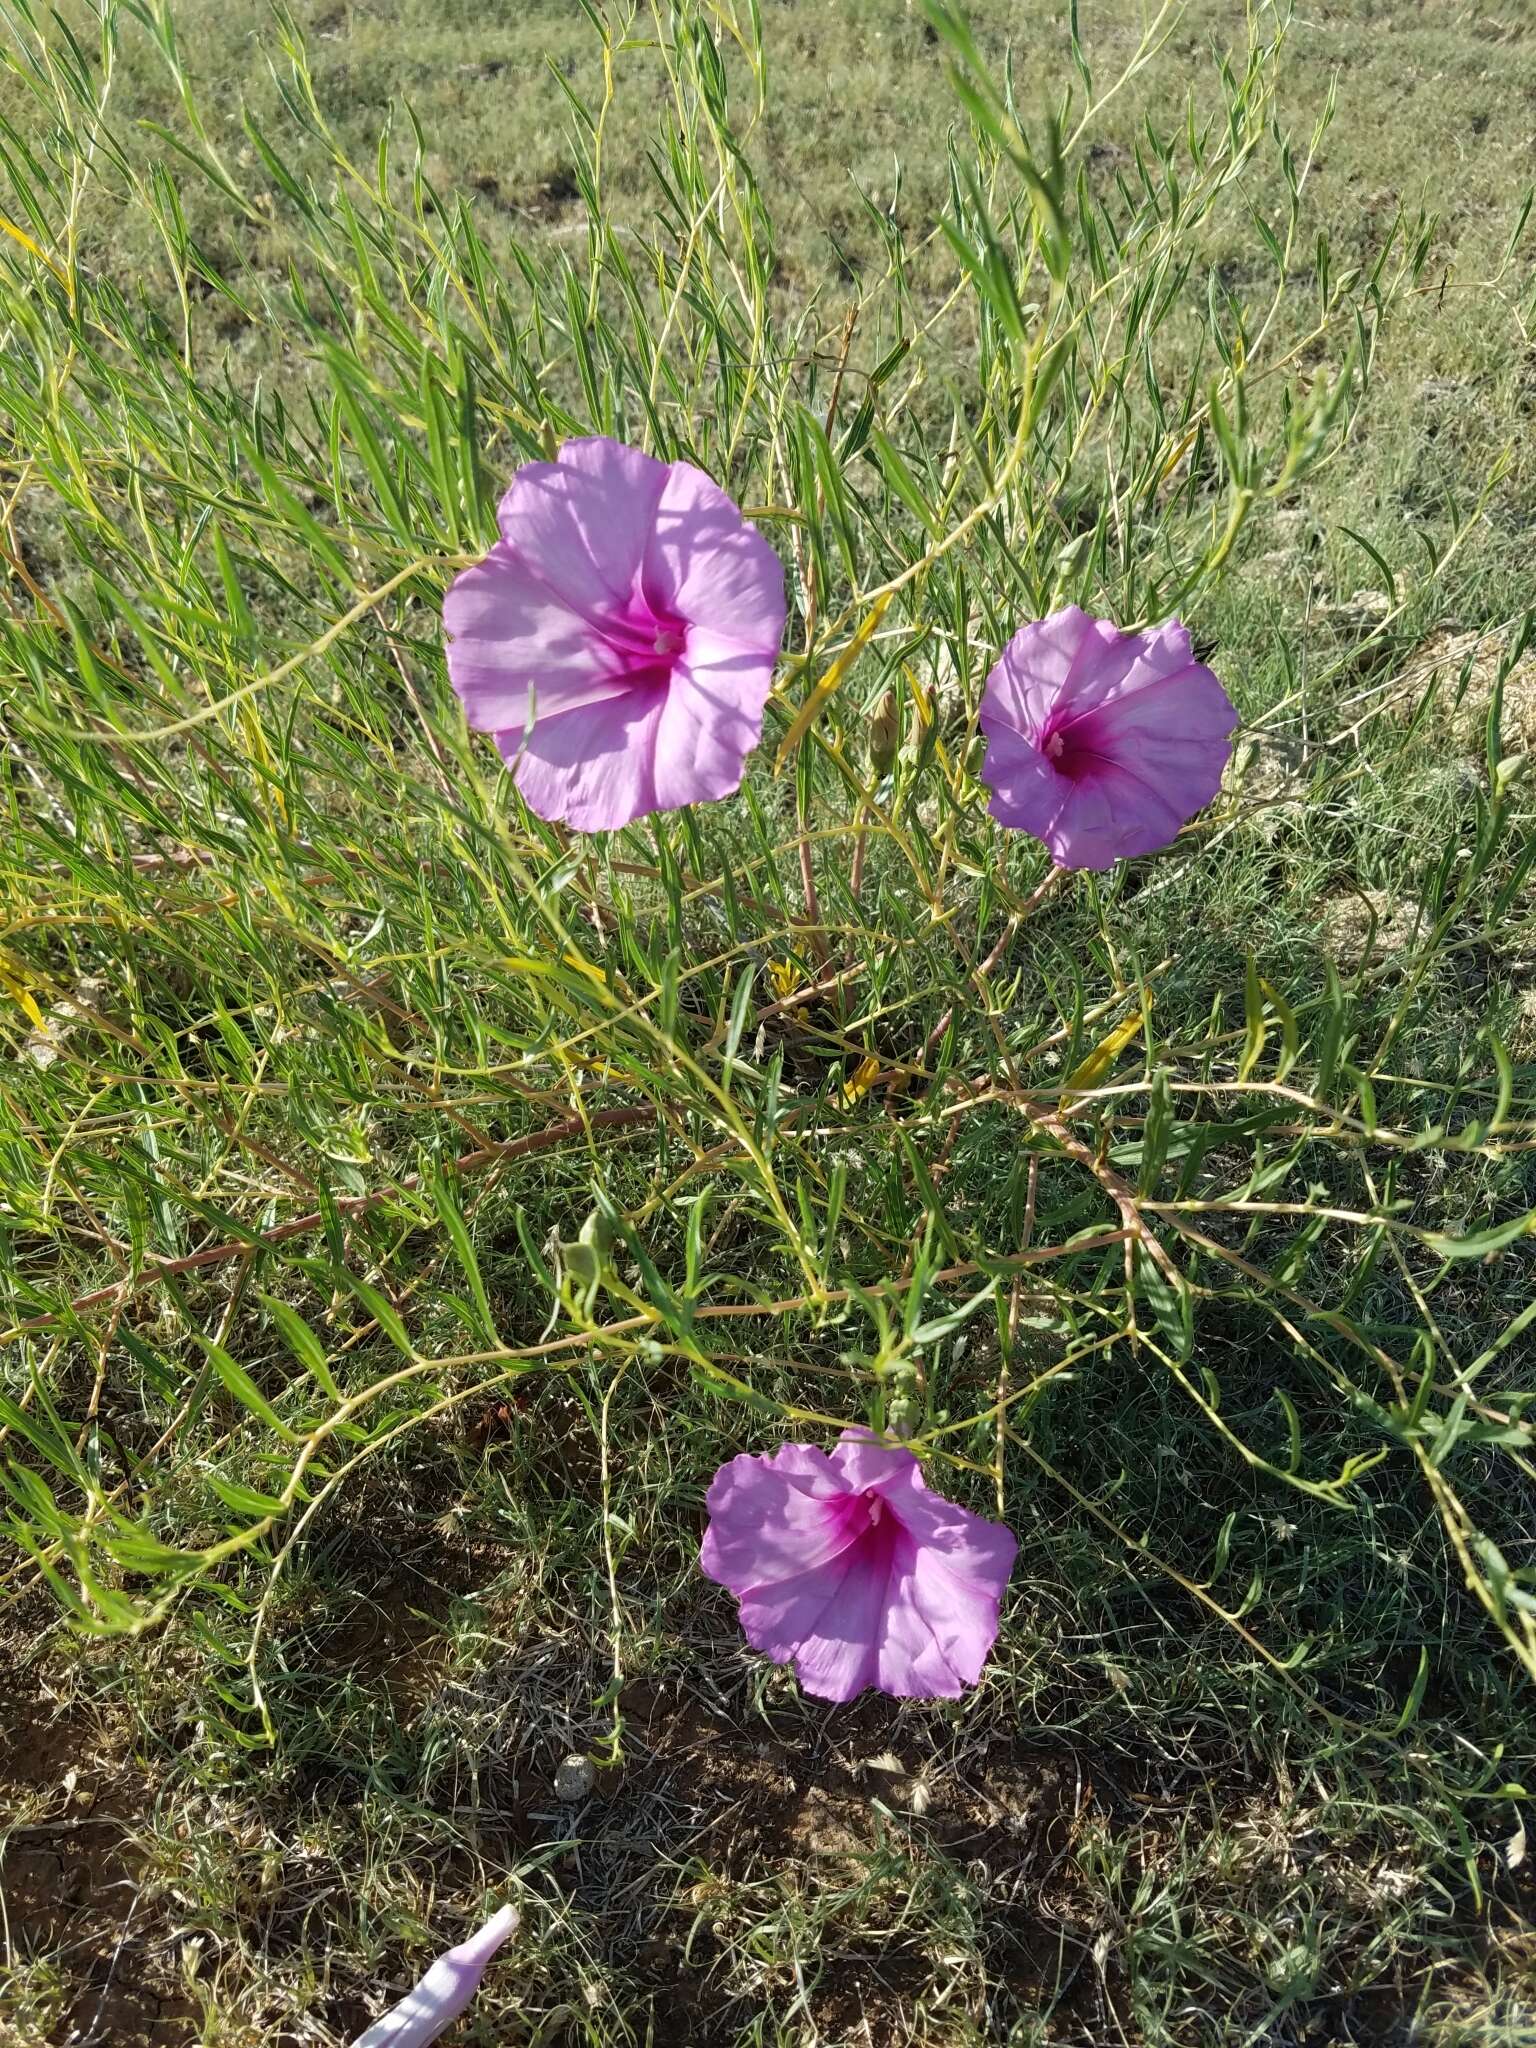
xmin=0 ymin=1614 xmax=195 ymax=2047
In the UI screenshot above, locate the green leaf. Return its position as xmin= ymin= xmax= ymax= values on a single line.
xmin=1425 ymin=1210 xmax=1536 ymax=1261
xmin=197 ymin=1339 xmax=299 ymax=1443
xmin=1237 ymin=954 xmax=1267 ymax=1082
xmin=204 ymin=1471 xmax=290 ymax=1518
xmin=724 ymin=963 xmax=756 ymax=1064
xmin=1138 ymin=1247 xmax=1194 ymax=1362
xmin=340 ymin=1276 xmax=416 ymax=1358
xmin=259 ymin=1294 xmax=342 ymax=1400
xmin=428 ymin=1170 xmax=497 ymax=1345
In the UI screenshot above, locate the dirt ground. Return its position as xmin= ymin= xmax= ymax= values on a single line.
xmin=8 ymin=1586 xmax=1485 ymax=2048
xmin=0 ymin=1615 xmax=196 ymax=2046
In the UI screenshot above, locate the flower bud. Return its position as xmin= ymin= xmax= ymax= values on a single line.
xmin=869 ymin=687 xmax=901 ymax=777
xmin=353 ymin=1904 xmax=517 ymax=2047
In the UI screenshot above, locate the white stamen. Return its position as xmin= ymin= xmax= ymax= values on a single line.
xmin=1045 ymin=729 xmax=1066 ymax=761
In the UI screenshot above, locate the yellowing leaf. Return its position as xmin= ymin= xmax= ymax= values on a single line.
xmin=774 ymin=592 xmax=893 ymax=771
xmin=0 ymin=213 xmax=67 ymax=285
xmin=1159 ymin=425 xmax=1199 ymax=483
xmin=904 ymin=662 xmax=934 ymax=729
xmin=839 ymin=1053 xmax=882 ymax=1106
xmin=502 ymin=951 xmax=607 ymax=988
xmin=0 ymin=958 xmax=46 ymax=1031
xmin=1060 ymin=1000 xmax=1149 ymax=1110
xmin=573 ymin=1054 xmax=626 ymax=1081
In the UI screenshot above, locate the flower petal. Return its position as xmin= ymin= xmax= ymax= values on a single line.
xmin=1091 ymin=729 xmax=1232 ymax=833
xmin=1070 ymin=662 xmax=1237 ymax=818
xmin=824 ymin=1430 xmax=923 ymax=1496
xmin=834 ymin=1439 xmax=1015 ymax=1696
xmin=498 ymin=436 xmax=668 ymax=619
xmin=1051 ymin=615 xmax=1200 ymax=722
xmin=352 ymin=1904 xmax=517 ymax=2048
xmin=869 ymin=1538 xmax=971 ymax=1698
xmin=735 ymin=1539 xmax=890 ymax=1702
xmin=652 ymin=629 xmax=777 ymax=811
xmin=872 ymin=1456 xmax=1019 ymax=1597
xmin=643 ymin=463 xmax=786 ymax=651
xmin=508 ymin=683 xmax=665 ymax=831
xmin=980 ymin=605 xmax=1103 ymax=738
xmin=701 ymin=1443 xmax=858 ymax=1596
xmin=1046 ymin=762 xmax=1185 ymax=869
xmin=979 ymin=714 xmax=1074 ymax=843
xmin=444 ymin=545 xmax=635 ymax=737
xmin=888 ymin=1539 xmax=1010 ymax=1693
xmin=703 ymin=1442 xmax=890 ymax=1701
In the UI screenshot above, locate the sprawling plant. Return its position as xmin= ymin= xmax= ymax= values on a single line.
xmin=1 ymin=0 xmax=1533 ymax=1764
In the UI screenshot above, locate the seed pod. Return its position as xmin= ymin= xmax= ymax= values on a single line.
xmin=869 ymin=687 xmax=901 ymax=776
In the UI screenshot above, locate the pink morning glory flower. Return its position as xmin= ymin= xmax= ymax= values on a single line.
xmin=443 ymin=436 xmax=785 ymax=831
xmin=701 ymin=1433 xmax=1017 ymax=1703
xmin=979 ymin=605 xmax=1238 ymax=870
xmin=352 ymin=1904 xmax=517 ymax=2048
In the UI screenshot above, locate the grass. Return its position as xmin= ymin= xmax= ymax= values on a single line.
xmin=2 ymin=1 xmax=1536 ymax=2042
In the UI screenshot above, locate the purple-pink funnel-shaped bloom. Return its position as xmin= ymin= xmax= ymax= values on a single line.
xmin=701 ymin=1433 xmax=1017 ymax=1703
xmin=352 ymin=1904 xmax=517 ymax=2048
xmin=979 ymin=606 xmax=1238 ymax=870
xmin=443 ymin=436 xmax=785 ymax=831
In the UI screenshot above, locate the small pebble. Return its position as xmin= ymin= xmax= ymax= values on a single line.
xmin=554 ymin=1753 xmax=596 ymax=1802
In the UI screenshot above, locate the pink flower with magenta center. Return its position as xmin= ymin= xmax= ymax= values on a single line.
xmin=443 ymin=436 xmax=785 ymax=831
xmin=980 ymin=605 xmax=1238 ymax=870
xmin=701 ymin=1433 xmax=1017 ymax=1703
